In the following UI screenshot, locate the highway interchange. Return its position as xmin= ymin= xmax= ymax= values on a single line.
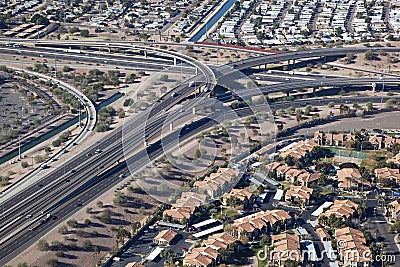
xmin=0 ymin=43 xmax=400 ymax=265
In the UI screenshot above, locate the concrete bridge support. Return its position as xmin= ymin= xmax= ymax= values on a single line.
xmin=312 ymin=87 xmax=317 ymax=95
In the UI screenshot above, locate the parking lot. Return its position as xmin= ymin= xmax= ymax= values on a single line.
xmin=0 ymin=80 xmax=55 ymax=143
xmin=111 ymin=226 xmax=193 ymax=267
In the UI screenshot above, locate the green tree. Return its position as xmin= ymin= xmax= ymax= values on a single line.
xmin=80 ymin=29 xmax=90 ymax=37
xmin=38 ymin=239 xmax=50 ymax=251
xmin=99 ymin=209 xmax=112 ymax=224
xmin=69 ymin=27 xmax=80 ymax=34
xmin=113 ymin=192 xmax=128 ymax=205
xmin=62 ymin=65 xmax=72 ymax=72
xmin=46 ymin=258 xmax=58 ymax=267
xmin=67 ymin=219 xmax=78 ymax=228
xmin=21 ymin=161 xmax=29 ymax=168
xmin=82 ymin=240 xmax=92 ymax=250
xmin=365 ymin=50 xmax=374 ymax=60
xmin=116 ymin=226 xmax=131 ymax=241
xmin=58 ymin=225 xmax=68 ymax=234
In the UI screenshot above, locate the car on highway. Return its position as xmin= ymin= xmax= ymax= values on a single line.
xmin=26 ymin=214 xmax=32 ymax=219
xmin=40 ymin=163 xmax=48 ymax=169
xmin=95 ymin=149 xmax=102 ymax=153
xmin=171 ymin=92 xmax=177 ymax=97
xmin=86 ymin=153 xmax=91 ymax=157
xmin=119 ymin=173 xmax=125 ymax=178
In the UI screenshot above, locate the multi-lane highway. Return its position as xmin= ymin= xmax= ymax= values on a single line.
xmin=0 ymin=93 xmax=397 ymax=264
xmin=228 ymin=47 xmax=400 ymax=71
xmin=0 ymin=43 xmax=216 ymax=263
xmin=1 ymin=43 xmax=399 ymax=264
xmin=0 ymin=45 xmax=195 ymax=73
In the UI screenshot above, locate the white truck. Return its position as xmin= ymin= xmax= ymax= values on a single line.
xmin=64 ymin=48 xmax=81 ymax=53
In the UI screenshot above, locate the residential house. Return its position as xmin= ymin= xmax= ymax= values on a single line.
xmin=163 ymin=206 xmax=195 ymax=224
xmin=284 ymin=185 xmax=313 ymax=207
xmin=335 ymin=227 xmax=372 ymax=267
xmin=316 ymin=227 xmax=331 ymax=241
xmin=333 ymin=133 xmax=345 ymax=146
xmin=369 ymin=135 xmax=383 ymax=149
xmin=153 ymin=229 xmax=177 ymax=246
xmin=285 ymin=168 xmax=306 ymax=183
xmin=173 ymin=192 xmax=208 ymax=208
xmin=183 ymin=252 xmax=213 ymax=267
xmin=314 ymin=131 xmax=356 ymax=147
xmin=374 ymin=167 xmax=400 ymax=186
xmin=185 ymin=232 xmax=237 ymax=266
xmin=384 ymin=137 xmax=398 ymax=149
xmin=190 ymin=246 xmax=219 ymax=265
xmin=255 ymin=210 xmax=292 ymax=232
xmin=267 ymin=161 xmax=284 ymax=173
xmin=201 ymin=232 xmax=237 ymax=251
xmin=337 ymin=168 xmax=371 ymax=191
xmin=387 ymin=152 xmax=400 ymax=165
xmin=279 ymin=139 xmax=318 ymax=160
xmin=325 ymin=133 xmax=334 ymax=146
xmin=346 ymin=133 xmax=356 ymax=143
xmin=314 ymin=131 xmax=324 ymax=145
xmin=271 ymin=233 xmax=302 ymax=266
xmin=319 ymin=199 xmax=358 ymax=220
xmin=232 ymin=221 xmax=257 ymax=240
xmin=194 ymin=168 xmax=239 ymax=199
xmin=222 ymin=188 xmax=255 ymax=209
xmin=297 ymin=172 xmax=320 ymax=187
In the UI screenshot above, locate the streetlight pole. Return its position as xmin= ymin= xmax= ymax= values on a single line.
xmin=18 ymin=133 xmax=21 ymax=160
xmin=79 ymin=104 xmax=81 ymax=127
xmin=380 ymin=70 xmax=386 ymax=108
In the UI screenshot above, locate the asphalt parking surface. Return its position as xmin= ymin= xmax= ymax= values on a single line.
xmin=111 ymin=226 xmax=193 ymax=267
